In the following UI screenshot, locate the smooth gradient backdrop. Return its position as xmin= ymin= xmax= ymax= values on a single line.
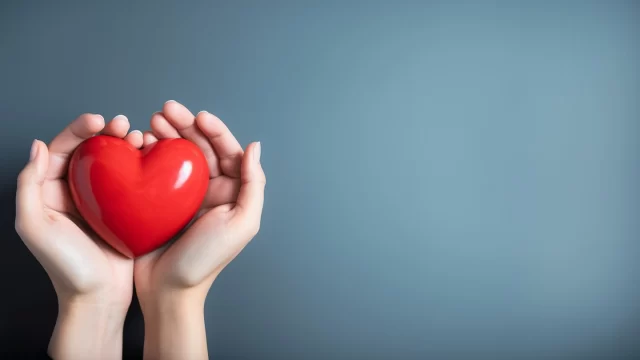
xmin=1 ymin=1 xmax=639 ymax=359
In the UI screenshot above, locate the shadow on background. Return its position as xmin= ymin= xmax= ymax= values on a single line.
xmin=0 ymin=185 xmax=57 ymax=357
xmin=0 ymin=183 xmax=145 ymax=359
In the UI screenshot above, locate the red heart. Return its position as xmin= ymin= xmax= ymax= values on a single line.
xmin=68 ymin=135 xmax=209 ymax=258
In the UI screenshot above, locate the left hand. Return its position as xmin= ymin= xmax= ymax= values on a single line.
xmin=133 ymin=101 xmax=266 ymax=359
xmin=15 ymin=114 xmax=143 ymax=359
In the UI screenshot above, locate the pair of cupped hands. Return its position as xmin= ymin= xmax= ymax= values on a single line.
xmin=14 ymin=100 xmax=265 ymax=357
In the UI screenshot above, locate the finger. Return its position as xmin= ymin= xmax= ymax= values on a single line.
xmin=201 ymin=176 xmax=241 ymax=209
xmin=15 ymin=140 xmax=49 ymax=238
xmin=142 ymin=131 xmax=158 ymax=147
xmin=163 ymin=101 xmax=219 ymax=177
xmin=43 ymin=179 xmax=77 ymax=215
xmin=232 ymin=142 xmax=265 ymax=234
xmin=195 ymin=111 xmax=243 ymax=178
xmin=47 ymin=114 xmax=105 ymax=180
xmin=124 ymin=130 xmax=144 ymax=148
xmin=150 ymin=112 xmax=180 ymax=139
xmin=101 ymin=115 xmax=130 ymax=138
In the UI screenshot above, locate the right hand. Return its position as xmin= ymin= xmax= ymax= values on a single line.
xmin=132 ymin=101 xmax=266 ymax=360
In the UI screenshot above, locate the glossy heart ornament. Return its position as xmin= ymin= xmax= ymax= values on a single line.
xmin=68 ymin=135 xmax=209 ymax=258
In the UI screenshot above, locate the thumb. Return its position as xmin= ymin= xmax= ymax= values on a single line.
xmin=15 ymin=140 xmax=49 ymax=237
xmin=234 ymin=142 xmax=266 ymax=234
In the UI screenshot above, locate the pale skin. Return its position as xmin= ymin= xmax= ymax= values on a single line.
xmin=14 ymin=100 xmax=266 ymax=360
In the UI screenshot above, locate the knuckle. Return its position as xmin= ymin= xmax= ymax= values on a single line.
xmin=253 ymin=172 xmax=267 ymax=187
xmin=234 ymin=216 xmax=260 ymax=238
xmin=16 ymin=168 xmax=30 ymax=186
xmin=172 ymin=271 xmax=202 ymax=288
xmin=248 ymin=220 xmax=261 ymax=237
xmin=14 ymin=218 xmax=26 ymax=237
xmin=70 ymin=274 xmax=101 ymax=294
xmin=14 ymin=216 xmax=37 ymax=239
xmin=170 ymin=260 xmax=206 ymax=288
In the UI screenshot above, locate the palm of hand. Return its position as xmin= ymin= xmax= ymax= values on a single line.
xmin=134 ymin=186 xmax=238 ymax=294
xmin=43 ymin=178 xmax=133 ymax=303
xmin=134 ymin=102 xmax=264 ymax=297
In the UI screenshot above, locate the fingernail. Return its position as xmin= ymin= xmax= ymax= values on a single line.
xmin=253 ymin=142 xmax=261 ymax=164
xmin=130 ymin=130 xmax=142 ymax=135
xmin=165 ymin=100 xmax=176 ymax=104
xmin=30 ymin=139 xmax=39 ymax=161
xmin=197 ymin=110 xmax=209 ymax=116
xmin=114 ymin=114 xmax=128 ymax=122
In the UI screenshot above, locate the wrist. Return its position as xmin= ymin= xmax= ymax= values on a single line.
xmin=139 ymin=288 xmax=206 ymax=315
xmin=57 ymin=292 xmax=131 ymax=315
xmin=140 ymin=289 xmax=208 ymax=360
xmin=49 ymin=297 xmax=127 ymax=360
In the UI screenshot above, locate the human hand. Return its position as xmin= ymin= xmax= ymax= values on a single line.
xmin=15 ymin=114 xmax=143 ymax=359
xmin=134 ymin=101 xmax=266 ymax=359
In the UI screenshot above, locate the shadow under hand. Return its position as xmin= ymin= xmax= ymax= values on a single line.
xmin=123 ymin=292 xmax=144 ymax=359
xmin=0 ymin=184 xmax=146 ymax=359
xmin=0 ymin=185 xmax=57 ymax=357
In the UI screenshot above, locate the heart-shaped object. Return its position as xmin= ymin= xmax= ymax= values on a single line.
xmin=68 ymin=135 xmax=209 ymax=258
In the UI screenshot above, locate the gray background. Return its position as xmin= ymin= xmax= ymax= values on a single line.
xmin=1 ymin=1 xmax=639 ymax=359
